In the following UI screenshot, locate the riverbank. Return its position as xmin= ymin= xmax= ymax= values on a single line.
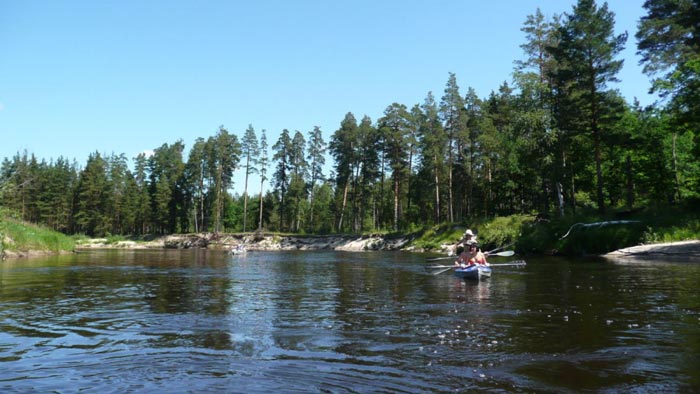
xmin=3 ymin=212 xmax=699 ymax=261
xmin=1 ymin=217 xmax=75 ymax=260
xmin=74 ymin=232 xmax=432 ymax=253
xmin=74 ymin=233 xmax=700 ymax=262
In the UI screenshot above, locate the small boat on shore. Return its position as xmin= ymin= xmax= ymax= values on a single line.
xmin=454 ymin=265 xmax=491 ymax=281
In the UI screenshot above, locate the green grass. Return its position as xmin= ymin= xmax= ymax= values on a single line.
xmin=412 ymin=223 xmax=465 ymax=251
xmin=1 ymin=217 xmax=75 ymax=254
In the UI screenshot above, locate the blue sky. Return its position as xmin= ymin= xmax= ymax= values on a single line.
xmin=1 ymin=1 xmax=651 ymax=194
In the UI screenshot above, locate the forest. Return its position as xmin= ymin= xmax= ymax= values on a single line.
xmin=1 ymin=0 xmax=699 ymax=238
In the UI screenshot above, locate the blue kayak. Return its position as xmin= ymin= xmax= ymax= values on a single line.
xmin=454 ymin=265 xmax=492 ymax=281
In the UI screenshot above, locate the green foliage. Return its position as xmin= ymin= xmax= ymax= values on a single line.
xmin=412 ymin=223 xmax=465 ymax=251
xmin=478 ymin=215 xmax=530 ymax=249
xmin=105 ymin=234 xmax=127 ymax=245
xmin=1 ymin=217 xmax=74 ymax=253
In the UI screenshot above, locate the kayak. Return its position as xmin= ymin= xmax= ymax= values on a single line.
xmin=454 ymin=265 xmax=491 ymax=281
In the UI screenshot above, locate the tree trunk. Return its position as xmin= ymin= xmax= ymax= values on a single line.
xmin=393 ymin=176 xmax=399 ymax=231
xmin=434 ymin=154 xmax=441 ymax=223
xmin=672 ymin=133 xmax=681 ymax=202
xmin=338 ymin=179 xmax=350 ymax=232
xmin=243 ymin=156 xmax=250 ymax=232
xmin=258 ymin=183 xmax=264 ymax=230
xmin=626 ymin=154 xmax=634 ymax=208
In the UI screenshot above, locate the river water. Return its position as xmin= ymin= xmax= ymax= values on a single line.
xmin=1 ymin=249 xmax=698 ymax=393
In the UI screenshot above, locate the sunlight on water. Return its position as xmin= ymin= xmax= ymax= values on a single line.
xmin=1 ymin=250 xmax=699 ymax=392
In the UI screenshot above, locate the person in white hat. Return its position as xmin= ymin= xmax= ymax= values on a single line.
xmin=460 ymin=229 xmax=477 ymax=245
xmin=448 ymin=229 xmax=477 ymax=256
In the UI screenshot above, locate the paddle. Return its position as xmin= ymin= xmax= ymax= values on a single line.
xmin=427 ymin=250 xmax=515 ymax=261
xmin=488 ymin=250 xmax=515 ymax=257
xmin=489 ymin=260 xmax=527 ymax=267
xmin=431 ymin=267 xmax=454 ymax=275
xmin=484 ymin=242 xmax=514 ymax=254
xmin=428 ymin=260 xmax=526 ymax=269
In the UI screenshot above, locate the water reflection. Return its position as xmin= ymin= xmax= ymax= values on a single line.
xmin=0 ymin=250 xmax=698 ymax=392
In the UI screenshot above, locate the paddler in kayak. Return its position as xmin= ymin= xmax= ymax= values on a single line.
xmin=454 ymin=241 xmax=489 ymax=267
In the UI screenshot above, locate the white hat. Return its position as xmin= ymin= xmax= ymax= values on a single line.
xmin=464 ymin=229 xmax=474 ymax=236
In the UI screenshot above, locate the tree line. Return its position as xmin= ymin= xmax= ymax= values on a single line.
xmin=1 ymin=0 xmax=698 ymax=237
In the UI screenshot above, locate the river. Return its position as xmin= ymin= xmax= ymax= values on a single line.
xmin=1 ymin=249 xmax=698 ymax=393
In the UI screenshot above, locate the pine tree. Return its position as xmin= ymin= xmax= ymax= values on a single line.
xmin=184 ymin=138 xmax=208 ymax=232
xmin=74 ymin=152 xmax=111 ymax=236
xmin=257 ymin=130 xmax=269 ymax=231
xmin=329 ymin=113 xmax=359 ymax=232
xmin=418 ymin=92 xmax=446 ymax=223
xmin=549 ymin=0 xmax=627 ymax=213
xmin=289 ymin=130 xmax=308 ymax=231
xmin=241 ymin=124 xmax=259 ymax=232
xmin=378 ymin=103 xmax=410 ymax=231
xmin=306 ymin=126 xmax=326 ymax=229
xmin=514 ymin=8 xmax=562 ymax=215
xmin=207 ymin=127 xmax=241 ymax=233
xmin=133 ymin=152 xmax=152 ymax=234
xmin=637 ymin=0 xmax=700 ymax=125
xmin=439 ymin=73 xmax=466 ymax=222
xmin=272 ymin=129 xmax=293 ymax=231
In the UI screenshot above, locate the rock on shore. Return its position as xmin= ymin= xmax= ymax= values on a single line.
xmin=604 ymin=240 xmax=700 ymax=262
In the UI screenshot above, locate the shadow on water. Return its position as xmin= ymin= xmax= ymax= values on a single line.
xmin=0 ymin=250 xmax=698 ymax=392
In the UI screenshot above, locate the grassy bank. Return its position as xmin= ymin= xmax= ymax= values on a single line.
xmin=413 ymin=202 xmax=700 ymax=256
xmin=2 ymin=202 xmax=698 ymax=258
xmin=1 ymin=216 xmax=75 ymax=258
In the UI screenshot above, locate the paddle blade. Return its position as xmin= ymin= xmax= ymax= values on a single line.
xmin=490 ymin=250 xmax=515 ymax=257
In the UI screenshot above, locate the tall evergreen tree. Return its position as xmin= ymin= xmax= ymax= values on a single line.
xmin=514 ymin=8 xmax=562 ymax=215
xmin=148 ymin=141 xmax=186 ymax=234
xmin=439 ymin=73 xmax=466 ymax=222
xmin=272 ymin=129 xmax=293 ymax=231
xmin=289 ymin=131 xmax=308 ymax=231
xmin=418 ymin=92 xmax=447 ymax=223
xmin=74 ymin=152 xmax=111 ymax=236
xmin=329 ymin=113 xmax=359 ymax=232
xmin=549 ymin=0 xmax=627 ymax=213
xmin=257 ymin=129 xmax=269 ymax=230
xmin=458 ymin=87 xmax=484 ymax=218
xmin=356 ymin=116 xmax=379 ymax=231
xmin=637 ymin=0 xmax=700 ymax=126
xmin=306 ymin=126 xmax=326 ymax=229
xmin=240 ymin=124 xmax=259 ymax=232
xmin=184 ymin=138 xmax=208 ymax=232
xmin=133 ymin=152 xmax=152 ymax=234
xmin=207 ymin=127 xmax=241 ymax=233
xmin=378 ymin=103 xmax=410 ymax=231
